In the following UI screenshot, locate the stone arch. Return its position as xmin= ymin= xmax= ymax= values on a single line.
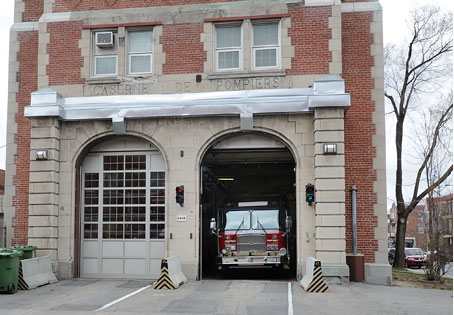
xmin=196 ymin=127 xmax=302 ymax=279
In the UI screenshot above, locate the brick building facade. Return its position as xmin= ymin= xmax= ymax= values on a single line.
xmin=388 ymin=203 xmax=427 ymax=250
xmin=4 ymin=0 xmax=390 ymax=284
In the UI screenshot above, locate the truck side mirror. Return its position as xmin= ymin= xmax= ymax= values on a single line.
xmin=210 ymin=218 xmax=216 ymax=233
xmin=285 ymin=216 xmax=292 ymax=230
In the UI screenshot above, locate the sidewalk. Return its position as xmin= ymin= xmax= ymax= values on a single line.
xmin=405 ymin=262 xmax=453 ymax=279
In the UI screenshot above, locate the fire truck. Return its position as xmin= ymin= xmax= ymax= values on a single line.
xmin=210 ymin=200 xmax=292 ymax=269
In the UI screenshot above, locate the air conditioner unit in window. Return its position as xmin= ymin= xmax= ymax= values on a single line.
xmin=95 ymin=31 xmax=114 ymax=48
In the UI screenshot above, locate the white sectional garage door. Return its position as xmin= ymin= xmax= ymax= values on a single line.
xmin=80 ymin=137 xmax=166 ymax=279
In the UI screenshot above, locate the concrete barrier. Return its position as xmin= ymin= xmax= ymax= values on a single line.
xmin=18 ymin=256 xmax=57 ymax=290
xmin=154 ymin=256 xmax=187 ymax=290
xmin=300 ymin=257 xmax=329 ymax=293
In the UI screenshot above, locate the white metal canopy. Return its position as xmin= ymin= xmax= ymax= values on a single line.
xmin=25 ymin=75 xmax=350 ymax=122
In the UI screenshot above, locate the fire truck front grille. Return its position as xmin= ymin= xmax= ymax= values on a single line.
xmin=237 ymin=235 xmax=266 ymax=252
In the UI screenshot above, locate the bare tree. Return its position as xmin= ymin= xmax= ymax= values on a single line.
xmin=414 ymin=96 xmax=453 ymax=280
xmin=384 ymin=5 xmax=453 ymax=268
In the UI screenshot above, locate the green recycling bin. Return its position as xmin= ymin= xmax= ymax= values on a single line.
xmin=0 ymin=248 xmax=23 ymax=294
xmin=13 ymin=246 xmax=37 ymax=260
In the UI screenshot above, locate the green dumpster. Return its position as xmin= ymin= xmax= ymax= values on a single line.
xmin=0 ymin=248 xmax=23 ymax=294
xmin=13 ymin=246 xmax=37 ymax=260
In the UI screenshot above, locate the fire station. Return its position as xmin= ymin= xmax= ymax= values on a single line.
xmin=4 ymin=0 xmax=391 ymax=285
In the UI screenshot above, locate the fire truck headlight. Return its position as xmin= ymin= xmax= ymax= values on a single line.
xmin=279 ymin=248 xmax=287 ymax=256
xmin=267 ymin=244 xmax=278 ymax=251
xmin=221 ymin=249 xmax=227 ymax=255
xmin=225 ymin=245 xmax=236 ymax=251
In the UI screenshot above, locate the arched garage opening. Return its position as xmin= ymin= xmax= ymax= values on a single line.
xmin=200 ymin=132 xmax=297 ymax=279
xmin=77 ymin=135 xmax=166 ymax=279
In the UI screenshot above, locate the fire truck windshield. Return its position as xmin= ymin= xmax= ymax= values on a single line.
xmin=224 ymin=210 xmax=251 ymax=230
xmin=252 ymin=210 xmax=279 ymax=230
xmin=222 ymin=209 xmax=282 ymax=231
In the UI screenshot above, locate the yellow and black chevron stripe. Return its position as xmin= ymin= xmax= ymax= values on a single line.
xmin=306 ymin=261 xmax=329 ymax=293
xmin=18 ymin=263 xmax=29 ymax=290
xmin=154 ymin=260 xmax=176 ymax=290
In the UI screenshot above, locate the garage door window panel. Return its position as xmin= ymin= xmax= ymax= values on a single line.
xmin=83 ymin=173 xmax=99 ymax=239
xmin=103 ymin=223 xmax=124 ymax=239
xmin=103 ymin=173 xmax=124 ymax=188
xmin=150 ymin=171 xmax=165 ymax=240
xmin=81 ymin=149 xmax=167 ymax=278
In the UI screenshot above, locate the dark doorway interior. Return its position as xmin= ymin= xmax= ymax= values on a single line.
xmin=200 ymin=146 xmax=296 ymax=280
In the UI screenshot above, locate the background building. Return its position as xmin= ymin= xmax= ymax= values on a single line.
xmin=388 ymin=194 xmax=453 ymax=258
xmin=4 ymin=0 xmax=389 ymax=284
xmin=388 ymin=203 xmax=426 ymax=250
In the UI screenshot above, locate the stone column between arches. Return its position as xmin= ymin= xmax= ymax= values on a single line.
xmin=314 ymin=107 xmax=349 ymax=283
xmin=28 ymin=117 xmax=61 ymax=269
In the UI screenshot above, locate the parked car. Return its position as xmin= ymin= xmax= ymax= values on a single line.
xmin=405 ymin=247 xmax=426 ymax=268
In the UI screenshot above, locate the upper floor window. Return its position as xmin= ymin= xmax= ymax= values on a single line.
xmin=214 ymin=20 xmax=281 ymax=72
xmin=252 ymin=21 xmax=280 ymax=69
xmin=127 ymin=30 xmax=153 ymax=75
xmin=215 ymin=24 xmax=242 ymax=71
xmin=93 ymin=30 xmax=118 ymax=77
xmin=92 ymin=28 xmax=154 ymax=78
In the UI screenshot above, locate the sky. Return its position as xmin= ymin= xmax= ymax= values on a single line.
xmin=0 ymin=0 xmax=452 ymax=209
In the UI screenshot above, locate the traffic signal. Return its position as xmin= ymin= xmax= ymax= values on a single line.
xmin=176 ymin=185 xmax=184 ymax=206
xmin=306 ymin=184 xmax=315 ymax=204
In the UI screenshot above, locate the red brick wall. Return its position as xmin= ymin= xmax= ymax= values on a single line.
xmin=161 ymin=23 xmax=206 ymax=74
xmin=53 ymin=0 xmax=239 ymax=13
xmin=287 ymin=6 xmax=331 ymax=75
xmin=47 ymin=22 xmax=85 ymax=86
xmin=23 ymin=0 xmax=44 ymax=22
xmin=12 ymin=31 xmax=38 ymax=246
xmin=342 ymin=12 xmax=377 ymax=263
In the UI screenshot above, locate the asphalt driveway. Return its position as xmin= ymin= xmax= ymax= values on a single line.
xmin=0 ymin=279 xmax=452 ymax=315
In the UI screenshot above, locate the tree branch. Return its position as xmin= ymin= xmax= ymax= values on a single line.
xmin=411 ymin=104 xmax=453 ymax=205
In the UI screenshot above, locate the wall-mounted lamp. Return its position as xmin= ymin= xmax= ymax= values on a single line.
xmin=36 ymin=150 xmax=48 ymax=160
xmin=323 ymin=143 xmax=337 ymax=155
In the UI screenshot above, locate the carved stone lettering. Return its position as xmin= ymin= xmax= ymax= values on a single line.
xmin=85 ymin=83 xmax=154 ymax=96
xmin=215 ymin=77 xmax=282 ymax=91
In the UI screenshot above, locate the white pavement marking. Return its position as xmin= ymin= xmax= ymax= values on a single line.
xmin=94 ymin=285 xmax=152 ymax=312
xmin=288 ymin=281 xmax=293 ymax=315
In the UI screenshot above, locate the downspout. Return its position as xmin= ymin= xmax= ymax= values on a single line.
xmin=351 ymin=185 xmax=358 ymax=256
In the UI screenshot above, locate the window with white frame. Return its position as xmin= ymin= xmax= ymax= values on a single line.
xmin=127 ymin=30 xmax=153 ymax=75
xmin=215 ymin=24 xmax=242 ymax=71
xmin=92 ymin=30 xmax=118 ymax=76
xmin=252 ymin=21 xmax=280 ymax=69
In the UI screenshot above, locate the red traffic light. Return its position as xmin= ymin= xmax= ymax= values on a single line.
xmin=176 ymin=185 xmax=184 ymax=206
